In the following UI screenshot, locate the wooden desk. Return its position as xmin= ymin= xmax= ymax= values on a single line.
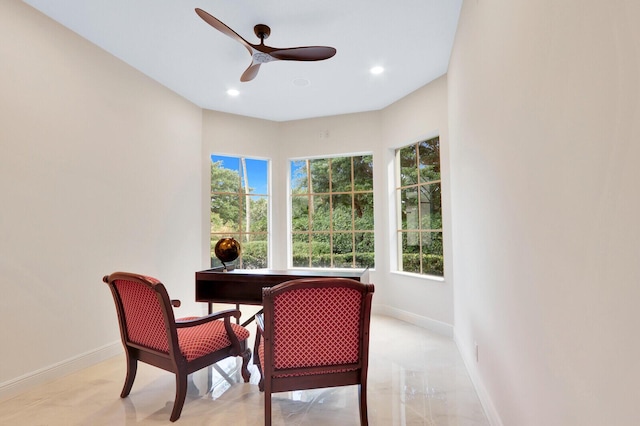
xmin=196 ymin=267 xmax=368 ymax=305
xmin=195 ymin=268 xmax=369 ymax=324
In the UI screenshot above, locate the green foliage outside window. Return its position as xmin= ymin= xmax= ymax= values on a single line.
xmin=397 ymin=137 xmax=444 ymax=276
xmin=290 ymin=155 xmax=375 ymax=269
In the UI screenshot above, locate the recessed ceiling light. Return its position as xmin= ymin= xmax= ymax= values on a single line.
xmin=292 ymin=78 xmax=311 ymax=87
xmin=370 ymin=66 xmax=384 ymax=75
xmin=226 ymin=89 xmax=240 ymax=97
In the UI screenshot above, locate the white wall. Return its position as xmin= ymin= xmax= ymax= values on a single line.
xmin=0 ymin=0 xmax=203 ymax=397
xmin=449 ymin=0 xmax=640 ymax=424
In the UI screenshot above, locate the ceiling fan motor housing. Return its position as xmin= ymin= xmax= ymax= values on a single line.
xmin=254 ymin=24 xmax=271 ymax=41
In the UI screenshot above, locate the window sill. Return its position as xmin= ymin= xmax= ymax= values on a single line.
xmin=391 ymin=270 xmax=445 ymax=283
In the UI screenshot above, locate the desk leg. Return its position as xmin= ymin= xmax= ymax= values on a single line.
xmin=208 ymin=302 xmax=213 ymax=315
xmin=241 ymin=308 xmax=263 ymax=328
xmin=236 ymin=304 xmax=241 ymax=324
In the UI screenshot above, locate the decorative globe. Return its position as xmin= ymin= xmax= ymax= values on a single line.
xmin=214 ymin=237 xmax=241 ymax=264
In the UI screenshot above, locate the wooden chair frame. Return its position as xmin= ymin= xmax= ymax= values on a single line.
xmin=103 ymin=272 xmax=251 ymax=422
xmin=254 ymin=277 xmax=374 ymax=426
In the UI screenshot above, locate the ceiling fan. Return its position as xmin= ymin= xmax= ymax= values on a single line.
xmin=195 ymin=8 xmax=337 ymax=82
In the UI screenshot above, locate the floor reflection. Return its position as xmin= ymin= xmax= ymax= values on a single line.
xmin=0 ymin=315 xmax=489 ymax=425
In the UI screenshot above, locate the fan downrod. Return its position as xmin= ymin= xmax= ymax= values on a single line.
xmin=254 ymin=24 xmax=271 ymax=42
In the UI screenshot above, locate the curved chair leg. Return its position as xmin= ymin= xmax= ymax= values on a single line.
xmin=240 ymin=348 xmax=251 ymax=383
xmin=359 ymin=383 xmax=369 ymax=426
xmin=170 ymin=373 xmax=188 ymax=422
xmin=120 ymin=354 xmax=138 ymax=398
xmin=258 ymin=375 xmax=264 ymax=392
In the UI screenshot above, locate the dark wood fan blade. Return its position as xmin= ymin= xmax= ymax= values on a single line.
xmin=195 ymin=8 xmax=253 ymax=56
xmin=240 ymin=63 xmax=261 ymax=82
xmin=269 ymin=46 xmax=337 ymax=61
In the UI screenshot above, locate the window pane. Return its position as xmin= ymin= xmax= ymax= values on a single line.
xmin=244 ymin=158 xmax=269 ymax=195
xmin=333 ymin=233 xmax=353 ymax=268
xmin=291 ymin=195 xmax=309 ymax=231
xmin=419 ymin=183 xmax=442 ymax=230
xmin=310 ymin=158 xmax=330 ymax=193
xmin=419 ymin=137 xmax=440 ymax=183
xmin=421 ymin=232 xmax=443 ymax=276
xmin=212 ymin=194 xmax=241 ymax=233
xmin=242 ymin=234 xmax=268 ymax=269
xmin=331 ymin=157 xmax=352 ymax=192
xmin=211 ymin=156 xmax=241 ymax=192
xmin=290 ymin=160 xmax=308 ymax=194
xmin=355 ymin=232 xmax=374 ymax=252
xmin=400 ymin=232 xmax=420 ymax=273
xmin=399 ymin=145 xmax=418 ymax=186
xmin=333 ymin=232 xmax=352 ymax=255
xmin=292 ymin=233 xmax=310 ymax=267
xmin=312 ymin=233 xmax=331 ymax=254
xmin=354 ymin=193 xmax=373 ymax=231
xmin=401 ymin=188 xmax=419 ymax=230
xmin=311 ymin=233 xmax=331 ymax=267
xmin=402 ymin=231 xmax=420 ymax=253
xmin=421 ymin=231 xmax=443 ymax=256
xmin=332 ymin=194 xmax=352 ymax=231
xmin=353 ymin=155 xmax=374 ymax=191
xmin=311 ymin=195 xmax=330 ymax=231
xmin=354 ymin=232 xmax=374 ymax=268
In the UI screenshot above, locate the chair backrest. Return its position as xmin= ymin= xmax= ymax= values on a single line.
xmin=263 ymin=277 xmax=374 ymax=373
xmin=104 ymin=272 xmax=179 ymax=356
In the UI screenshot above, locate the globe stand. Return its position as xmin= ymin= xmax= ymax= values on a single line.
xmin=220 ymin=260 xmax=235 ymax=272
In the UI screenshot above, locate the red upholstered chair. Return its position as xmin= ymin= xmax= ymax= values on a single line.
xmin=102 ymin=271 xmax=251 ymax=422
xmin=254 ymin=277 xmax=375 ymax=426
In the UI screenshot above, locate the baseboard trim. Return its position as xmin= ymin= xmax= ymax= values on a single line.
xmin=0 ymin=341 xmax=122 ymax=402
xmin=373 ymin=307 xmax=500 ymax=424
xmin=373 ymin=304 xmax=454 ymax=337
xmin=454 ymin=334 xmax=503 ymax=426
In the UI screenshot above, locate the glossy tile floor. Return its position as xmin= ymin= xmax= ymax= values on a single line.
xmin=0 ymin=315 xmax=489 ymax=425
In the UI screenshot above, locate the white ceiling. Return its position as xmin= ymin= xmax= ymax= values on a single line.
xmin=22 ymin=0 xmax=463 ymax=122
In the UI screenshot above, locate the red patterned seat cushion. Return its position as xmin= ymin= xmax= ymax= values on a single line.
xmin=260 ymin=286 xmax=362 ymax=377
xmin=177 ymin=317 xmax=249 ymax=361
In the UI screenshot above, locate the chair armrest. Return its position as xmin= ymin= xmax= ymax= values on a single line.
xmin=171 ymin=299 xmax=181 ymax=308
xmin=175 ymin=309 xmax=241 ymax=328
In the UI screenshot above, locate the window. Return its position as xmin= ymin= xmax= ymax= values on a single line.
xmin=396 ymin=137 xmax=443 ymax=276
xmin=210 ymin=155 xmax=269 ymax=269
xmin=290 ymin=155 xmax=374 ymax=268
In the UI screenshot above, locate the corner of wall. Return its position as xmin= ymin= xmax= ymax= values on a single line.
xmin=373 ymin=304 xmax=453 ymax=337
